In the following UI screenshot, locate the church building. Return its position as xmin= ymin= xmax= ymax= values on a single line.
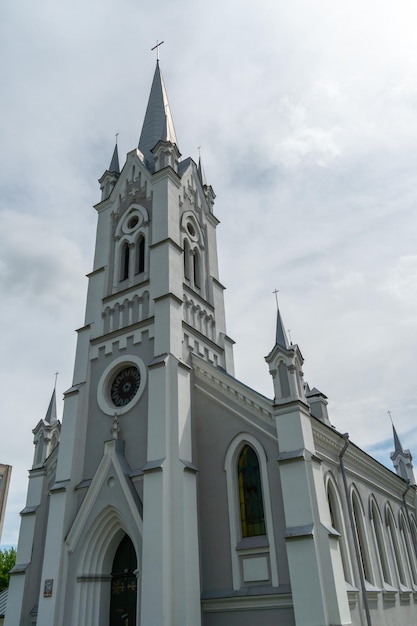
xmin=5 ymin=61 xmax=417 ymax=626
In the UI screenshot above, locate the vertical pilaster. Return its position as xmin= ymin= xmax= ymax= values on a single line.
xmin=276 ymin=402 xmax=351 ymax=625
xmin=141 ymin=355 xmax=201 ymax=626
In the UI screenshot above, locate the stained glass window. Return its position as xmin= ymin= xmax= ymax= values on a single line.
xmin=238 ymin=445 xmax=266 ymax=537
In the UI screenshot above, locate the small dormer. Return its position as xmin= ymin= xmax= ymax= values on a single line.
xmin=265 ymin=306 xmax=306 ymax=405
xmin=306 ymin=385 xmax=331 ymax=426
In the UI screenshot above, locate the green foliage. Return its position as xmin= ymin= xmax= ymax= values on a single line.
xmin=0 ymin=548 xmax=16 ymax=592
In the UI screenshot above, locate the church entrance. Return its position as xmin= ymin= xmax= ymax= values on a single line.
xmin=110 ymin=534 xmax=138 ymax=626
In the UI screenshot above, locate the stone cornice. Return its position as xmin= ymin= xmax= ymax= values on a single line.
xmin=192 ymin=354 xmax=274 ymax=432
xmin=183 ymin=284 xmax=215 ymax=312
xmin=102 ymin=278 xmax=150 ymax=303
xmin=313 ymin=421 xmax=415 ymax=505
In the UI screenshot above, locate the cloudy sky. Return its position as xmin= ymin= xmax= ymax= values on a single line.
xmin=1 ymin=0 xmax=416 ymax=546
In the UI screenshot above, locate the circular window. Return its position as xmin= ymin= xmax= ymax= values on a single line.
xmin=110 ymin=365 xmax=141 ymax=407
xmin=97 ymin=356 xmax=147 ymax=416
xmin=186 ymin=222 xmax=196 ymax=237
xmin=127 ymin=215 xmax=139 ymax=229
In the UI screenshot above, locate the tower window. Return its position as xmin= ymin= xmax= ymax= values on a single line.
xmin=136 ymin=235 xmax=145 ymax=274
xmin=238 ymin=445 xmax=266 ymax=537
xmin=193 ymin=249 xmax=201 ymax=289
xmin=120 ymin=243 xmax=130 ymax=281
xmin=183 ymin=239 xmax=191 ymax=281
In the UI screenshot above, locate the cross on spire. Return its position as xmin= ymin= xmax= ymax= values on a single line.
xmin=273 ymin=289 xmax=279 ymax=309
xmin=151 ymin=40 xmax=164 ymax=61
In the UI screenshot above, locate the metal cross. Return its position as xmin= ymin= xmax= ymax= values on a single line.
xmin=273 ymin=289 xmax=279 ymax=309
xmin=115 ymin=132 xmax=119 ymax=145
xmin=151 ymin=40 xmax=164 ymax=61
xmin=387 ymin=410 xmax=393 ymax=424
xmin=54 ymin=371 xmax=59 ymax=389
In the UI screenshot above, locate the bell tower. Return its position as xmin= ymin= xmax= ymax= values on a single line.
xmin=7 ymin=61 xmax=233 ymax=626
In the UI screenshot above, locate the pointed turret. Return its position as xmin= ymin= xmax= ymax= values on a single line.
xmin=99 ymin=141 xmax=121 ymax=201
xmin=390 ymin=420 xmax=416 ymax=484
xmin=108 ymin=143 xmax=120 ymax=174
xmin=138 ymin=61 xmax=178 ymax=169
xmin=32 ymin=388 xmax=61 ymax=468
xmin=44 ymin=388 xmax=57 ymax=425
xmin=275 ymin=306 xmax=290 ymax=349
xmin=197 ymin=155 xmax=207 ymax=186
xmin=265 ymin=304 xmax=306 ymax=404
xmin=392 ymin=423 xmax=403 ymax=454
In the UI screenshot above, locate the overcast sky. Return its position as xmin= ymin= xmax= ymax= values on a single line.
xmin=1 ymin=0 xmax=416 ymax=546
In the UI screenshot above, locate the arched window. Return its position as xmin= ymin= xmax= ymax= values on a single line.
xmin=327 ymin=476 xmax=353 ymax=583
xmin=370 ymin=499 xmax=392 ymax=585
xmin=238 ymin=445 xmax=266 ymax=537
xmin=183 ymin=239 xmax=191 ymax=281
xmin=110 ymin=534 xmax=137 ymax=626
xmin=224 ymin=434 xmax=279 ymax=590
xmin=120 ymin=242 xmax=130 ymax=281
xmin=399 ymin=512 xmax=417 ymax=586
xmin=193 ymin=249 xmax=201 ymax=289
xmin=136 ymin=234 xmax=145 ymax=274
xmin=386 ymin=506 xmax=408 ymax=587
xmin=352 ymin=490 xmax=374 ymax=583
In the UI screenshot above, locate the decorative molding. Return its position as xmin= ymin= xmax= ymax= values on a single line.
xmin=201 ymin=592 xmax=293 ymax=612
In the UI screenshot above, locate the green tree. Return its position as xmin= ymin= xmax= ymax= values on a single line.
xmin=0 ymin=547 xmax=16 ymax=592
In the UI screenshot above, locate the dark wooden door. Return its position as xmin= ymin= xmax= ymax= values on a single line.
xmin=110 ymin=535 xmax=137 ymax=626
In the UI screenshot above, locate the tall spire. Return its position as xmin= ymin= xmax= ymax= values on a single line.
xmin=138 ymin=61 xmax=178 ymax=167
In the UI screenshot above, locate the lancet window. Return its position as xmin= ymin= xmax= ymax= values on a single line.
xmin=352 ymin=490 xmax=374 ymax=583
xmin=370 ymin=498 xmax=392 ymax=586
xmin=238 ymin=444 xmax=266 ymax=537
xmin=136 ymin=234 xmax=145 ymax=274
xmin=120 ymin=242 xmax=130 ymax=281
xmin=326 ymin=475 xmax=353 ymax=583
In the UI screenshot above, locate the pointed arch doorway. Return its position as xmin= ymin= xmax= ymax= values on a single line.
xmin=110 ymin=534 xmax=138 ymax=626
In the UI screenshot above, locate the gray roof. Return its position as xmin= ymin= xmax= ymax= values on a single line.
xmin=138 ymin=61 xmax=178 ymax=168
xmin=0 ymin=588 xmax=8 ymax=617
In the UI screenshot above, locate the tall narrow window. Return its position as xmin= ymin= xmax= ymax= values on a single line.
xmin=184 ymin=239 xmax=191 ymax=281
xmin=387 ymin=507 xmax=408 ymax=586
xmin=352 ymin=491 xmax=374 ymax=583
xmin=238 ymin=445 xmax=266 ymax=537
xmin=370 ymin=500 xmax=392 ymax=585
xmin=136 ymin=235 xmax=145 ymax=274
xmin=120 ymin=242 xmax=130 ymax=281
xmin=327 ymin=478 xmax=352 ymax=583
xmin=400 ymin=513 xmax=417 ymax=586
xmin=193 ymin=249 xmax=201 ymax=289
